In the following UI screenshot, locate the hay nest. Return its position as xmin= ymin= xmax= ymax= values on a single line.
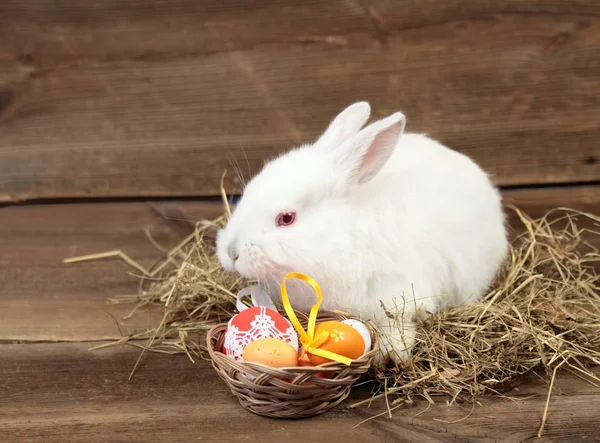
xmin=65 ymin=203 xmax=600 ymax=433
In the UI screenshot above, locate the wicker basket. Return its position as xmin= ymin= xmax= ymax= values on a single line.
xmin=207 ymin=311 xmax=379 ymax=419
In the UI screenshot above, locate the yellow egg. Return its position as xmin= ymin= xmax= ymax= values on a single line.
xmin=242 ymin=338 xmax=299 ymax=368
xmin=307 ymin=321 xmax=365 ymax=366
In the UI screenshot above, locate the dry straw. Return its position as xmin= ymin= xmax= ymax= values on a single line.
xmin=65 ymin=197 xmax=600 ymax=435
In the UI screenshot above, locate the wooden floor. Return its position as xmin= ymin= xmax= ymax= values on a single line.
xmin=0 ymin=185 xmax=598 ymax=443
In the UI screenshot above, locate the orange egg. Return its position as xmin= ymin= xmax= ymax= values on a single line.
xmin=242 ymin=338 xmax=299 ymax=368
xmin=298 ymin=354 xmax=313 ymax=367
xmin=307 ymin=321 xmax=365 ymax=366
xmin=295 ymin=354 xmax=332 ymax=381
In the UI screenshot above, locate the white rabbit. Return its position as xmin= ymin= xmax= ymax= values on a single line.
xmin=216 ymin=102 xmax=509 ymax=367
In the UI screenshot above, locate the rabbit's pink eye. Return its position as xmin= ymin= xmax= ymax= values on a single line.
xmin=276 ymin=212 xmax=296 ymax=227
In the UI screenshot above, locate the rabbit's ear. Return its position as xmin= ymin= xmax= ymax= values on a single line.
xmin=315 ymin=102 xmax=371 ymax=150
xmin=334 ymin=112 xmax=406 ymax=185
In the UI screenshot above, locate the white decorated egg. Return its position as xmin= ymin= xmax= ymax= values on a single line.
xmin=222 ymin=306 xmax=299 ymax=361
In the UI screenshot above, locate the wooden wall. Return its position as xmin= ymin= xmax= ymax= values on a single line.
xmin=1 ymin=0 xmax=599 ymax=202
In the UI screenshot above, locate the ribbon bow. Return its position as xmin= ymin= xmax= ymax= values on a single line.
xmin=280 ymin=272 xmax=353 ymax=366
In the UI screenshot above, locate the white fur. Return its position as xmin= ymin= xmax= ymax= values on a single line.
xmin=216 ymin=102 xmax=509 ymax=367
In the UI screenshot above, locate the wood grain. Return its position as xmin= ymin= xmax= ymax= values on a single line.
xmin=0 ymin=185 xmax=597 ymax=343
xmin=503 ymin=185 xmax=600 ymax=215
xmin=0 ymin=185 xmax=598 ymax=441
xmin=1 ymin=1 xmax=599 ymax=201
xmin=0 ymin=341 xmax=599 ymax=442
xmin=0 ymin=200 xmax=221 ymax=341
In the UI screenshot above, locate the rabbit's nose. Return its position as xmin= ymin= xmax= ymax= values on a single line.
xmin=228 ymin=243 xmax=239 ymax=262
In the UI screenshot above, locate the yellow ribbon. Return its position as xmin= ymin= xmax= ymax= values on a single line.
xmin=280 ymin=272 xmax=353 ymax=366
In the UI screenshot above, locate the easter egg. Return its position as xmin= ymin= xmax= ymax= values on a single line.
xmin=307 ymin=321 xmax=365 ymax=366
xmin=223 ymin=306 xmax=298 ymax=361
xmin=242 ymin=338 xmax=299 ymax=368
xmin=341 ymin=319 xmax=372 ymax=355
xmin=296 ymin=353 xmax=332 ymax=380
xmin=297 ymin=354 xmax=313 ymax=367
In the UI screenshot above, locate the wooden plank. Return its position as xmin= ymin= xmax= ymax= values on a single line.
xmin=0 ymin=341 xmax=599 ymax=442
xmin=0 ymin=200 xmax=222 ymax=342
xmin=0 ymin=186 xmax=600 ymax=341
xmin=503 ymin=185 xmax=600 ymax=214
xmin=0 ymin=185 xmax=597 ymax=343
xmin=1 ymin=1 xmax=599 ymax=201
